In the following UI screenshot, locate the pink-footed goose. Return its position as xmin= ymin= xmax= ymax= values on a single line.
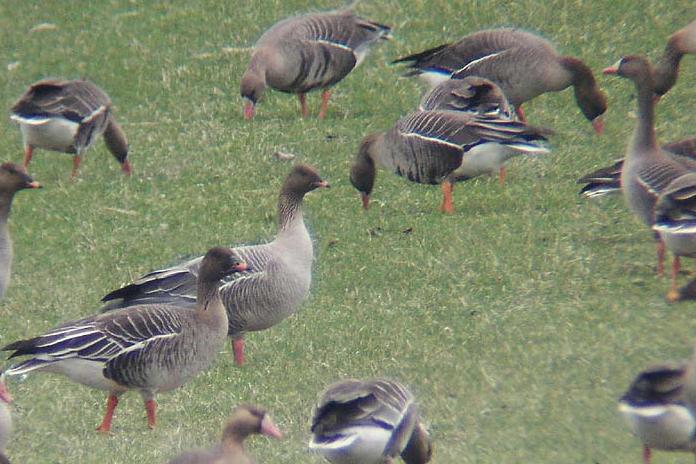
xmin=618 ymin=361 xmax=696 ymax=464
xmin=241 ymin=10 xmax=391 ymax=120
xmin=0 ymin=381 xmax=11 ymax=464
xmin=654 ymin=20 xmax=696 ymax=97
xmin=578 ymin=138 xmax=696 ymax=198
xmin=349 ymin=109 xmax=551 ymax=213
xmin=603 ymin=55 xmax=695 ymax=291
xmin=394 ymin=28 xmax=607 ymax=133
xmin=10 ymin=79 xmax=130 ymax=178
xmin=100 ymin=165 xmax=329 ymax=366
xmin=0 ymin=163 xmax=41 ymax=300
xmin=419 ymin=76 xmax=517 ymax=183
xmin=167 ymin=405 xmax=282 ymax=464
xmin=1 ymin=247 xmax=247 ymax=432
xmin=309 ymin=378 xmax=432 ymax=464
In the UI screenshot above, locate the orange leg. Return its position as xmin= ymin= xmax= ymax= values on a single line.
xmin=642 ymin=446 xmax=651 ymax=464
xmin=22 ymin=145 xmax=33 ymax=170
xmin=656 ymin=239 xmax=665 ymax=276
xmin=145 ymin=399 xmax=157 ymax=429
xmin=498 ymin=166 xmax=506 ymax=185
xmin=232 ymin=338 xmax=245 ymax=366
xmin=515 ymin=106 xmax=527 ymax=123
xmin=318 ymin=90 xmax=331 ymax=119
xmin=439 ymin=181 xmax=454 ymax=214
xmin=666 ymin=255 xmax=682 ymax=303
xmin=96 ymin=394 xmax=119 ymax=433
xmin=71 ymin=155 xmax=82 ymax=179
xmin=298 ymin=94 xmax=309 ymax=118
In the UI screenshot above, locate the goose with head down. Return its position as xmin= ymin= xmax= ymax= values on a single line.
xmin=10 ymin=79 xmax=130 ymax=178
xmin=1 ymin=247 xmax=247 ymax=432
xmin=241 ymin=10 xmax=390 ymax=120
xmin=393 ymin=28 xmax=607 ymax=133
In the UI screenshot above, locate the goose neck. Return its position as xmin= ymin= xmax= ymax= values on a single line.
xmin=631 ymin=73 xmax=658 ymax=151
xmin=277 ymin=191 xmax=304 ymax=232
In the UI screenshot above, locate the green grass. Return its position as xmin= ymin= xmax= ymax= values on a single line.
xmin=0 ymin=0 xmax=695 ymax=462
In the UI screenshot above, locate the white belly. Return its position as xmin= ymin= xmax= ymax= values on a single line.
xmin=454 ymin=143 xmax=515 ymax=179
xmin=659 ymin=231 xmax=696 ymax=258
xmin=13 ymin=116 xmax=79 ymax=153
xmin=40 ymin=358 xmax=125 ymax=392
xmin=309 ymin=426 xmax=392 ymax=464
xmin=418 ymin=71 xmax=451 ymax=89
xmin=619 ymin=402 xmax=696 ymax=451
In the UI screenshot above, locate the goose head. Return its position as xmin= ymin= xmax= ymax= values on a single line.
xmin=198 ymin=247 xmax=248 ymax=285
xmin=603 ymin=55 xmax=655 ymax=88
xmin=223 ymin=404 xmax=283 ymax=443
xmin=282 ymin=164 xmax=330 ymax=198
xmin=0 ymin=163 xmax=41 ymax=195
xmin=240 ymin=66 xmax=267 ymax=121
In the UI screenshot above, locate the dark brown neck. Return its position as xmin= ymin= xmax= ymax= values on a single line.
xmin=560 ymin=56 xmax=595 ymax=87
xmin=654 ymin=39 xmax=683 ymax=95
xmin=401 ymin=423 xmax=431 ymax=464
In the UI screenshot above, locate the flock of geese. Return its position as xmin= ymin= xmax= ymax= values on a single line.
xmin=0 ymin=7 xmax=694 ymax=464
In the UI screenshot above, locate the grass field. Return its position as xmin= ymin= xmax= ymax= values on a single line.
xmin=0 ymin=0 xmax=695 ymax=463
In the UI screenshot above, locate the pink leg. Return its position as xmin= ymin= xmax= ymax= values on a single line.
xmin=498 ymin=166 xmax=506 ymax=185
xmin=232 ymin=338 xmax=245 ymax=366
xmin=656 ymin=239 xmax=665 ymax=276
xmin=145 ymin=399 xmax=157 ymax=429
xmin=666 ymin=255 xmax=682 ymax=303
xmin=642 ymin=446 xmax=651 ymax=464
xmin=515 ymin=106 xmax=527 ymax=123
xmin=22 ymin=145 xmax=33 ymax=170
xmin=439 ymin=181 xmax=454 ymax=214
xmin=96 ymin=394 xmax=119 ymax=433
xmin=298 ymin=94 xmax=309 ymax=118
xmin=71 ymin=155 xmax=82 ymax=179
xmin=318 ymin=90 xmax=331 ymax=119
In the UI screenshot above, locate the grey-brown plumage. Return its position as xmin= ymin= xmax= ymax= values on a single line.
xmin=10 ymin=79 xmax=130 ymax=178
xmin=578 ymin=138 xmax=696 ymax=198
xmin=0 ymin=163 xmax=41 ymax=300
xmin=241 ymin=10 xmax=390 ymax=119
xmin=419 ymin=76 xmax=513 ymax=117
xmin=100 ymin=164 xmax=329 ymax=366
xmin=0 ymin=381 xmax=11 ymax=463
xmin=309 ymin=378 xmax=432 ymax=464
xmin=350 ymin=109 xmax=551 ymax=212
xmin=394 ymin=28 xmax=607 ymax=133
xmin=1 ymin=247 xmax=247 ymax=432
xmin=654 ymin=20 xmax=696 ymax=96
xmin=168 ymin=405 xmax=282 ymax=464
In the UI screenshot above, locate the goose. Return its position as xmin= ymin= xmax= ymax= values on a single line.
xmin=10 ymin=79 xmax=130 ymax=178
xmin=578 ymin=138 xmax=696 ymax=198
xmin=167 ymin=404 xmax=282 ymax=464
xmin=309 ymin=378 xmax=432 ymax=464
xmin=100 ymin=164 xmax=329 ymax=366
xmin=393 ymin=28 xmax=607 ymax=133
xmin=419 ymin=76 xmax=516 ymax=183
xmin=0 ymin=381 xmax=11 ymax=464
xmin=603 ymin=55 xmax=696 ymax=281
xmin=241 ymin=10 xmax=391 ymax=120
xmin=1 ymin=247 xmax=247 ymax=432
xmin=654 ymin=20 xmax=696 ymax=97
xmin=349 ymin=109 xmax=551 ymax=213
xmin=618 ymin=361 xmax=696 ymax=464
xmin=0 ymin=163 xmax=41 ymax=299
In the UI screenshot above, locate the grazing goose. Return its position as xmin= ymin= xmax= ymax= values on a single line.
xmin=10 ymin=79 xmax=130 ymax=178
xmin=168 ymin=404 xmax=282 ymax=464
xmin=0 ymin=163 xmax=41 ymax=299
xmin=654 ymin=20 xmax=696 ymax=97
xmin=578 ymin=138 xmax=696 ymax=198
xmin=309 ymin=378 xmax=432 ymax=464
xmin=241 ymin=10 xmax=391 ymax=120
xmin=101 ymin=165 xmax=329 ymax=366
xmin=1 ymin=247 xmax=247 ymax=432
xmin=349 ymin=109 xmax=551 ymax=213
xmin=419 ymin=76 xmax=516 ymax=183
xmin=618 ymin=361 xmax=696 ymax=464
xmin=0 ymin=381 xmax=11 ymax=464
xmin=603 ymin=56 xmax=695 ymax=279
xmin=393 ymin=28 xmax=607 ymax=133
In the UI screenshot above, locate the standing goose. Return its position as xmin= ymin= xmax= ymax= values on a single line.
xmin=0 ymin=381 xmax=11 ymax=464
xmin=603 ymin=56 xmax=694 ymax=279
xmin=578 ymin=138 xmax=696 ymax=198
xmin=349 ymin=110 xmax=551 ymax=213
xmin=100 ymin=164 xmax=329 ymax=366
xmin=419 ymin=76 xmax=516 ymax=183
xmin=168 ymin=404 xmax=282 ymax=464
xmin=393 ymin=28 xmax=607 ymax=133
xmin=1 ymin=247 xmax=247 ymax=432
xmin=0 ymin=163 xmax=41 ymax=300
xmin=10 ymin=79 xmax=130 ymax=178
xmin=654 ymin=20 xmax=696 ymax=97
xmin=309 ymin=378 xmax=432 ymax=464
xmin=241 ymin=10 xmax=391 ymax=120
xmin=618 ymin=361 xmax=696 ymax=464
